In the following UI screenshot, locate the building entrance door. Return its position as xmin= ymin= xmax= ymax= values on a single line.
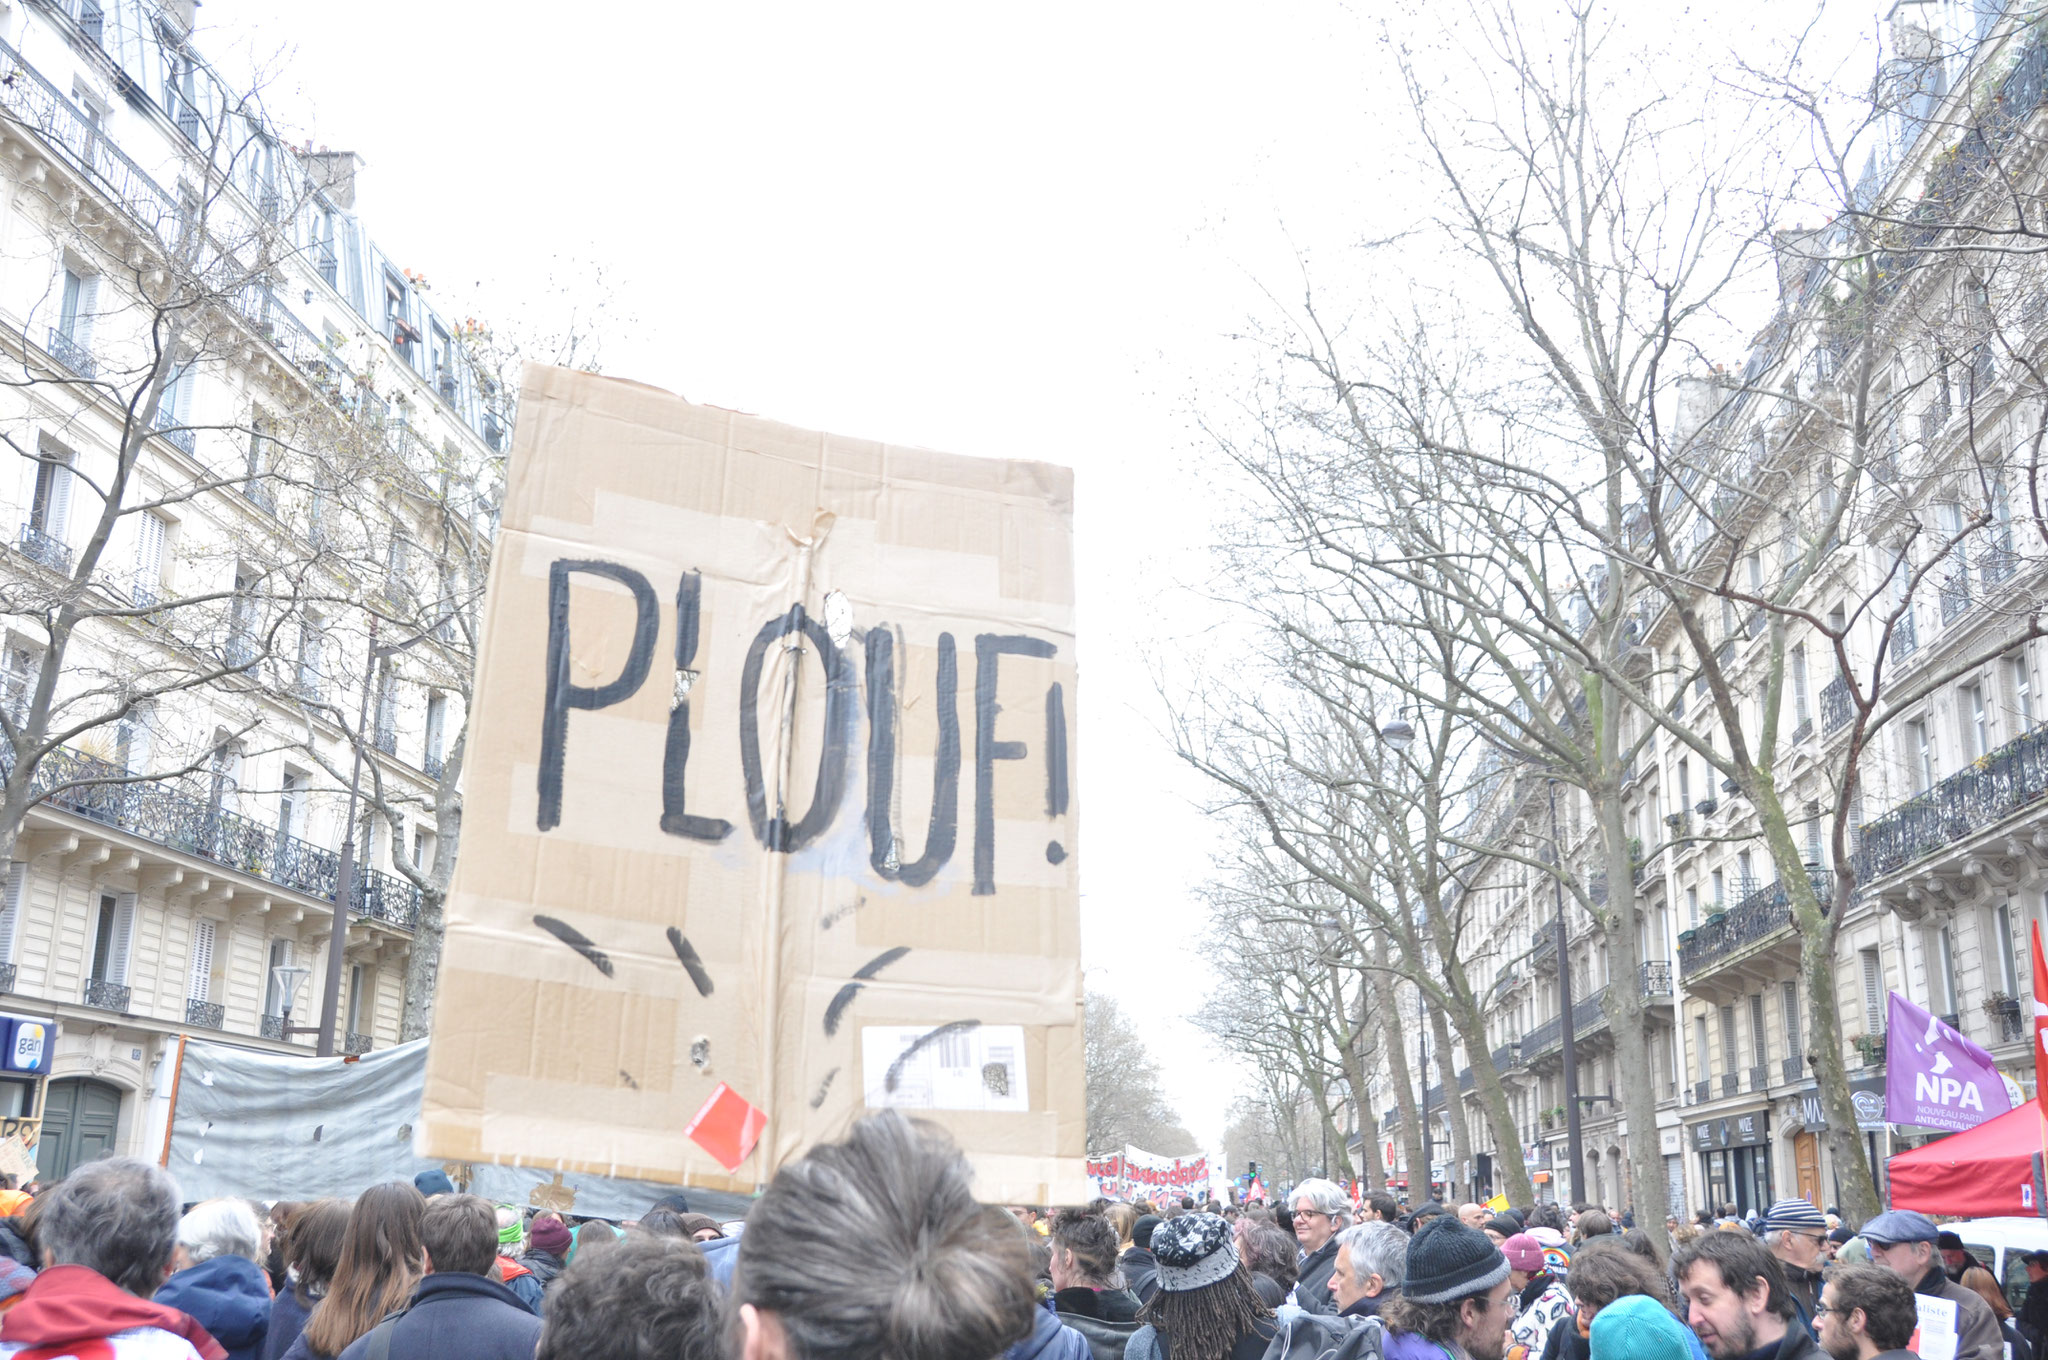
xmin=36 ymin=1078 xmax=120 ymax=1181
xmin=1795 ymin=1132 xmax=1820 ymax=1207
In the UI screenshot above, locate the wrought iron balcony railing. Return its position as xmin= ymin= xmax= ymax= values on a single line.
xmin=1792 ymin=717 xmax=1814 ymax=744
xmin=184 ymin=998 xmax=223 ymax=1029
xmin=1983 ymin=545 xmax=2019 ymax=587
xmin=11 ymin=742 xmax=420 ymax=929
xmin=423 ymin=752 xmax=445 ymax=780
xmin=1992 ymin=995 xmax=2027 ymax=1043
xmin=1821 ymin=676 xmax=1852 ymax=734
xmin=1853 ymin=722 xmax=2048 ymax=884
xmin=1640 ymin=960 xmax=1673 ymax=996
xmin=152 ymin=406 xmax=196 ymax=457
xmin=1692 ymin=1080 xmax=1710 ymax=1104
xmin=242 ymin=481 xmax=276 ymax=516
xmin=1748 ymin=1063 xmax=1769 ymax=1091
xmin=1679 ymin=870 xmax=1831 ymax=976
xmin=1891 ymin=610 xmax=1918 ymax=662
xmin=82 ymin=978 xmax=129 ymax=1011
xmin=1782 ymin=1055 xmax=1805 ymax=1082
xmin=45 ymin=327 xmax=94 ymax=379
xmin=1519 ymin=988 xmax=1609 ymax=1063
xmin=1721 ymin=1072 xmax=1739 ymax=1096
xmin=16 ymin=523 xmax=72 ymax=574
xmin=1941 ymin=571 xmax=1973 ymax=623
xmin=259 ymin=1013 xmax=286 ymax=1040
xmin=344 ymin=1031 xmax=372 ymax=1055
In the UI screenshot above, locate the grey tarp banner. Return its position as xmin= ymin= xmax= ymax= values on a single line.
xmin=165 ymin=1038 xmax=753 ymax=1221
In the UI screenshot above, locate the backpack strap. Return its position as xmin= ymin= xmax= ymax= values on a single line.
xmin=363 ymin=1311 xmax=404 ymax=1360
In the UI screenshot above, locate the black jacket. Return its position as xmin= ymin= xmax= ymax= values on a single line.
xmin=2019 ymin=1279 xmax=2048 ymax=1352
xmin=1732 ymin=1319 xmax=1822 ymax=1360
xmin=334 ymin=1273 xmax=543 ymax=1360
xmin=263 ymin=1286 xmax=318 ymax=1360
xmin=1295 ymin=1241 xmax=1340 ymax=1315
xmin=1539 ymin=1314 xmax=1589 ymax=1360
xmin=1120 ymin=1248 xmax=1160 ymax=1307
xmin=1053 ymin=1287 xmax=1145 ymax=1360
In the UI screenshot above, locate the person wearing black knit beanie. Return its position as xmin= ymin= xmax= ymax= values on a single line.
xmin=1379 ymin=1217 xmax=1514 ymax=1360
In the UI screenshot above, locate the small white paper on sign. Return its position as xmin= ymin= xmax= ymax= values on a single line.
xmin=1914 ymin=1294 xmax=1959 ymax=1360
xmin=862 ymin=1025 xmax=1030 ymax=1112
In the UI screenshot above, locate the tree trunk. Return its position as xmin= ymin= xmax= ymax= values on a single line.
xmin=1430 ymin=1004 xmax=1473 ymax=1203
xmin=1348 ymin=974 xmax=1388 ymax=1191
xmin=1600 ymin=791 xmax=1674 ymax=1260
xmin=1378 ymin=955 xmax=1429 ymax=1199
xmin=1444 ymin=982 xmax=1535 ymax=1205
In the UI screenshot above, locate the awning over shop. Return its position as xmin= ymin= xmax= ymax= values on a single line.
xmin=1888 ymin=1103 xmax=2048 ymax=1219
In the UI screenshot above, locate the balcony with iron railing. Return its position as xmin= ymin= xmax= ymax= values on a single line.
xmin=82 ymin=978 xmax=129 ymax=1011
xmin=1991 ymin=995 xmax=2027 ymax=1043
xmin=422 ymin=752 xmax=445 ymax=780
xmin=1891 ymin=610 xmax=1919 ymax=662
xmin=1782 ymin=1054 xmax=1805 ymax=1082
xmin=1748 ymin=1063 xmax=1769 ymax=1091
xmin=152 ymin=405 xmax=196 ymax=457
xmin=12 ymin=742 xmax=420 ymax=929
xmin=1853 ymin=721 xmax=2048 ymax=885
xmin=344 ymin=1031 xmax=372 ymax=1055
xmin=259 ymin=1014 xmax=287 ymax=1041
xmin=1941 ymin=569 xmax=1973 ymax=623
xmin=1691 ymin=1079 xmax=1710 ymax=1104
xmin=16 ymin=522 xmax=71 ymax=574
xmin=45 ymin=326 xmax=94 ymax=379
xmin=1821 ymin=676 xmax=1853 ymax=734
xmin=0 ymin=964 xmax=14 ymax=994
xmin=184 ymin=998 xmax=223 ymax=1029
xmin=1520 ymin=988 xmax=1610 ymax=1065
xmin=1678 ymin=870 xmax=1831 ymax=977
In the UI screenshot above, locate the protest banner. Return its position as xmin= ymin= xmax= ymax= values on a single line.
xmin=419 ymin=366 xmax=1085 ymax=1200
xmin=1885 ymin=991 xmax=2012 ymax=1133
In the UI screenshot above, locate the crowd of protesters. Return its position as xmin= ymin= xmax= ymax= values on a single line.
xmin=0 ymin=1131 xmax=2021 ymax=1360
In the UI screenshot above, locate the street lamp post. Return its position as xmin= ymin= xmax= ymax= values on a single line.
xmin=270 ymin=963 xmax=316 ymax=1040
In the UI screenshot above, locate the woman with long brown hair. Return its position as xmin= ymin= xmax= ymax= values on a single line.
xmin=264 ymin=1199 xmax=349 ymax=1360
xmin=280 ymin=1183 xmax=425 ymax=1360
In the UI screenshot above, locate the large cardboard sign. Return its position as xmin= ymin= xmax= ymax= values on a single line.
xmin=420 ymin=366 xmax=1085 ymax=1200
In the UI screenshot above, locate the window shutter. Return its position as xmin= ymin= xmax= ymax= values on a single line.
xmin=0 ymin=863 xmax=24 ymax=966
xmin=187 ymin=918 xmax=214 ymax=1002
xmin=74 ymin=273 xmax=97 ymax=347
xmin=1782 ymin=981 xmax=1801 ymax=1058
xmin=1862 ymin=949 xmax=1884 ymax=1033
xmin=108 ymin=891 xmax=136 ymax=985
xmin=1749 ymin=993 xmax=1768 ymax=1065
xmin=135 ymin=513 xmax=165 ymax=587
xmin=47 ymin=461 xmax=71 ymax=542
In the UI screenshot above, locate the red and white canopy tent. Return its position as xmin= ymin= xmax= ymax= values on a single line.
xmin=1889 ymin=1103 xmax=2048 ymax=1218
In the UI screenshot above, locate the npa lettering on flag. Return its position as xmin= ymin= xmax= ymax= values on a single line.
xmin=1885 ymin=990 xmax=2013 ymax=1133
xmin=2032 ymin=924 xmax=2048 ymax=1120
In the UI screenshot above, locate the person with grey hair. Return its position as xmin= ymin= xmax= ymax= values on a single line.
xmin=157 ymin=1199 xmax=272 ymax=1360
xmin=1287 ymin=1179 xmax=1353 ymax=1315
xmin=2 ymin=1158 xmax=226 ymax=1360
xmin=1331 ymin=1223 xmax=1407 ymax=1319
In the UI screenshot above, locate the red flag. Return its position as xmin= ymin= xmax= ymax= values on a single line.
xmin=2031 ymin=924 xmax=2048 ymax=1121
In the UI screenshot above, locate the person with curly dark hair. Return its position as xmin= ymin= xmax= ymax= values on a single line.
xmin=536 ymin=1233 xmax=721 ymax=1360
xmin=1050 ymin=1211 xmax=1145 ymax=1360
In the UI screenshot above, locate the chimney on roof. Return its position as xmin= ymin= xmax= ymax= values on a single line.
xmin=299 ymin=149 xmax=360 ymax=210
xmin=1771 ymin=226 xmax=1829 ymax=300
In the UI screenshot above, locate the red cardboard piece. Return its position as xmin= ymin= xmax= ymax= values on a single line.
xmin=685 ymin=1083 xmax=766 ymax=1171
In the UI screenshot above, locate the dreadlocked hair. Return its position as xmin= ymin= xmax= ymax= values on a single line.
xmin=1136 ymin=1260 xmax=1273 ymax=1360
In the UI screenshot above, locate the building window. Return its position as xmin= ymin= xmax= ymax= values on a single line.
xmin=115 ymin=701 xmax=154 ymax=774
xmin=89 ymin=892 xmax=133 ymax=984
xmin=1719 ymin=1005 xmax=1737 ymax=1075
xmin=1909 ymin=719 xmax=1935 ymax=795
xmin=1792 ymin=646 xmax=1810 ymax=727
xmin=1995 ymin=902 xmax=2020 ymax=997
xmin=57 ymin=266 xmax=96 ymax=347
xmin=187 ymin=918 xmax=215 ymax=1002
xmin=1966 ymin=682 xmax=1991 ymax=759
xmin=1861 ymin=948 xmax=1884 ymax=1034
xmin=1781 ymin=981 xmax=1801 ymax=1061
xmin=1687 ymin=885 xmax=1699 ymax=928
xmin=1749 ymin=993 xmax=1768 ymax=1066
xmin=278 ymin=770 xmax=303 ymax=841
xmin=1711 ymin=868 xmax=1724 ymax=908
xmin=29 ymin=444 xmax=73 ymax=542
xmin=134 ymin=512 xmax=168 ymax=600
xmin=263 ymin=939 xmax=294 ymax=1017
xmin=424 ymin=694 xmax=446 ymax=765
xmin=2014 ymin=653 xmax=2035 ymax=731
xmin=1931 ymin=926 xmax=1958 ymax=1017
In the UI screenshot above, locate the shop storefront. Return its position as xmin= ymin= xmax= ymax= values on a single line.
xmin=1691 ymin=1110 xmax=1772 ymax=1217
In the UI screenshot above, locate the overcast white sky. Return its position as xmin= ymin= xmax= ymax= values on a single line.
xmin=196 ymin=0 xmax=1876 ymax=1152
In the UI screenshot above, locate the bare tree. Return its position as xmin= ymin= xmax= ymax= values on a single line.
xmin=1087 ymin=991 xmax=1200 ymax=1155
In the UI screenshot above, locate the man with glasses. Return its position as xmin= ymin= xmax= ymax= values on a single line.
xmin=1761 ymin=1199 xmax=1830 ymax=1335
xmin=1813 ymin=1263 xmax=1920 ymax=1360
xmin=1287 ymin=1179 xmax=1354 ymax=1315
xmin=1860 ymin=1210 xmax=2002 ymax=1360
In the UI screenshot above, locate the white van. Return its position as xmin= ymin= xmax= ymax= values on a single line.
xmin=1951 ymin=1217 xmax=2048 ymax=1312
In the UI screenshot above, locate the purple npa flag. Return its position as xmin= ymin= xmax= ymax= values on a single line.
xmin=1885 ymin=990 xmax=2013 ymax=1132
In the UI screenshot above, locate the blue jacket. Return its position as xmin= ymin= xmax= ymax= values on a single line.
xmin=1010 ymin=1305 xmax=1092 ymax=1360
xmin=335 ymin=1273 xmax=542 ymax=1360
xmin=262 ymin=1285 xmax=317 ymax=1360
xmin=157 ymin=1255 xmax=272 ymax=1360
